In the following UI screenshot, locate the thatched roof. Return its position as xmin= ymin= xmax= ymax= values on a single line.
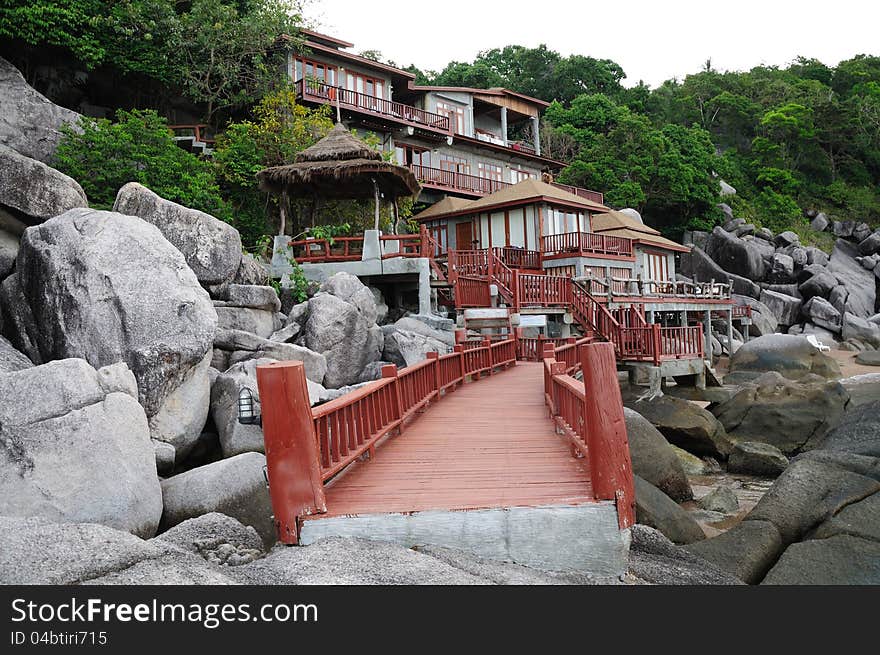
xmin=256 ymin=124 xmax=421 ymax=200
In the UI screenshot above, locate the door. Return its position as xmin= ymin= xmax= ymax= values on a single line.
xmin=455 ymin=221 xmax=475 ymax=251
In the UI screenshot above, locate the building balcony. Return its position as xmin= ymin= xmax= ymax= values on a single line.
xmin=409 ymin=164 xmax=509 ymax=197
xmin=542 ymin=232 xmax=634 ymax=259
xmin=296 ymin=79 xmax=451 ymax=134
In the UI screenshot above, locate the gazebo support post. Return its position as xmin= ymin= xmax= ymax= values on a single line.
xmin=278 ymin=189 xmax=288 ymax=236
xmin=373 ymin=178 xmax=380 ymax=231
xmin=392 ymin=198 xmax=400 ymax=235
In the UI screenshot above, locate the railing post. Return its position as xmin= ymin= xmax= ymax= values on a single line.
xmin=513 ymin=268 xmax=521 ymax=312
xmin=484 ymin=337 xmax=493 ymax=374
xmin=255 ymin=361 xmax=327 ymax=545
xmin=454 ymin=344 xmax=465 ymax=386
xmin=651 ymin=323 xmax=662 ymax=366
xmin=579 ymin=342 xmax=636 ymax=529
xmin=427 ymin=350 xmax=441 ymax=396
xmin=419 ymin=224 xmax=429 ymax=258
xmin=382 ymin=364 xmax=405 ymax=433
xmin=542 ymin=341 xmax=556 ymax=361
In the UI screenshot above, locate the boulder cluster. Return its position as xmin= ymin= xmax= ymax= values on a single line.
xmin=682 ymin=208 xmax=880 ymax=353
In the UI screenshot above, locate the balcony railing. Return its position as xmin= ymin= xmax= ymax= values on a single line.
xmin=542 ymin=232 xmax=634 ymax=259
xmin=549 ymin=182 xmax=604 ymax=206
xmin=297 ymin=78 xmax=450 ymax=133
xmin=409 ymin=164 xmax=510 ymax=196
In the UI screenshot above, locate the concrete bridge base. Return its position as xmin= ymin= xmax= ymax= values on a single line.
xmin=299 ymin=502 xmax=630 ymax=577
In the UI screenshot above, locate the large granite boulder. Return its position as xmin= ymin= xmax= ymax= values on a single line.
xmin=160 ymin=452 xmax=276 ymax=547
xmin=841 ymin=312 xmax=880 ymax=349
xmin=318 ymin=272 xmax=379 ymax=325
xmin=305 ymin=290 xmax=383 ymax=388
xmin=685 ymin=520 xmax=783 ymax=584
xmin=705 ymin=227 xmax=767 ymax=281
xmin=768 ymin=252 xmax=795 ymax=284
xmin=828 ymin=239 xmax=876 ymax=318
xmin=797 ymin=265 xmax=838 ymax=300
xmin=759 ymin=289 xmax=801 ymax=327
xmin=0 ymin=144 xmax=88 ymax=224
xmin=113 ymin=182 xmax=242 ymax=285
xmin=216 ymin=329 xmax=326 ymax=383
xmin=761 ymin=534 xmax=880 ymax=584
xmin=0 ymin=359 xmax=162 ymax=538
xmin=819 ymin=400 xmax=880 ymax=457
xmin=747 ymin=451 xmax=880 ymax=544
xmin=731 ymin=294 xmax=778 ymax=336
xmin=633 ymin=476 xmax=705 ymax=545
xmin=839 ymin=373 xmax=880 ymax=407
xmin=0 ymin=209 xmax=217 ymax=417
xmin=624 ymin=408 xmax=693 ymax=502
xmin=627 ymin=525 xmax=743 ymax=585
xmin=0 ymin=57 xmax=83 ymax=163
xmin=859 ymin=230 xmax=880 ymax=256
xmin=802 ymin=296 xmax=842 ymax=333
xmin=679 ymin=247 xmax=761 ymax=298
xmin=726 ymin=334 xmax=840 ymax=381
xmin=0 ymin=334 xmax=32 ymax=373
xmin=728 ymin=441 xmax=789 ymax=476
xmin=626 ymin=395 xmax=732 ymax=459
xmin=712 ymin=372 xmax=849 ymax=454
xmin=382 ymin=326 xmax=450 ymax=368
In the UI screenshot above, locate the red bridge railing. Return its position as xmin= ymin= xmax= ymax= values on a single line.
xmin=256 ymin=340 xmax=517 ymax=543
xmin=542 ymin=340 xmax=635 ymax=529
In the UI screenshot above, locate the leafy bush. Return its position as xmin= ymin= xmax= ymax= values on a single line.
xmin=54 ymin=109 xmax=231 ymax=220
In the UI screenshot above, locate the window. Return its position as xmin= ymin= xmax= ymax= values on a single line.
xmin=395 ymin=144 xmax=431 ymax=168
xmin=436 ymin=101 xmax=465 ymax=134
xmin=477 ymin=162 xmax=503 ymax=181
xmin=511 ymin=168 xmax=536 ymax=183
xmin=644 ymin=251 xmax=670 ymax=283
xmin=548 ymin=207 xmax=581 ymax=234
xmin=439 ymin=154 xmax=469 ymax=173
xmin=294 ymin=57 xmax=337 ymax=87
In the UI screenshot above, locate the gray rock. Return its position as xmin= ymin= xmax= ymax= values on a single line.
xmin=0 ymin=208 xmax=217 ymax=417
xmin=234 ymin=253 xmax=270 ymax=286
xmin=819 ymin=400 xmax=880 ymax=457
xmin=685 ymin=520 xmax=783 ymax=584
xmin=113 ymin=183 xmax=242 ymax=285
xmin=719 ymin=180 xmax=737 ymax=197
xmin=759 ymin=289 xmax=801 ymax=326
xmin=669 ymin=444 xmax=713 ymax=476
xmin=0 ymin=57 xmax=83 ymax=163
xmin=727 ymin=334 xmax=841 ymax=381
xmin=153 ymin=439 xmax=176 ymax=476
xmin=858 ymin=230 xmax=880 ymax=256
xmin=215 ymin=305 xmax=276 ymax=339
xmin=768 ymin=253 xmax=795 ymax=283
xmin=226 ymin=340 xmax=326 ymax=384
xmin=221 ymin=284 xmax=281 ymax=312
xmin=755 ymin=227 xmax=774 ymax=241
xmin=148 ymin=350 xmax=212 ymax=460
xmin=369 ymin=286 xmax=389 ymax=324
xmin=828 ymin=239 xmax=876 ymax=318
xmin=624 ymin=407 xmax=693 ymax=502
xmin=626 ymin=395 xmax=732 ymax=459
xmin=810 ymin=213 xmax=829 ymax=232
xmin=797 ymin=266 xmax=838 ymax=299
xmin=634 ymin=476 xmax=705 ymax=545
xmin=813 ymin=491 xmax=880 ymax=543
xmin=734 ymin=223 xmax=756 ymax=237
xmin=723 ymin=218 xmax=746 ymax=232
xmin=0 ymin=334 xmax=31 ymax=373
xmin=393 ymin=315 xmax=456 ymax=346
xmin=268 ymin=322 xmax=301 ymax=343
xmin=842 ymin=312 xmax=880 ymax=349
xmin=319 ymin=271 xmax=379 ymax=325
xmin=805 ymin=246 xmax=829 ymax=266
xmin=832 ymin=220 xmax=855 ymax=238
xmin=160 ymin=452 xmax=275 ymax=547
xmin=153 ymin=512 xmax=265 ymax=564
xmin=0 ymin=224 xmax=18 ymax=280
xmin=679 ymin=247 xmax=761 ymax=298
xmin=628 ymin=525 xmax=743 ymax=585
xmin=286 ymin=301 xmax=310 ymax=327
xmin=713 ymin=372 xmax=849 ymax=455
xmin=210 ymin=358 xmax=268 ymax=458
xmin=0 ymin=144 xmax=88 ymax=225
xmin=731 ymin=294 xmax=778 ymax=336
xmin=705 ymin=227 xmax=767 ymax=281
xmin=0 ymin=517 xmax=187 ymax=584
xmin=855 ymin=352 xmax=880 ymax=366
xmin=762 ymin=535 xmax=880 ymax=584
xmin=728 ymin=442 xmax=789 ymax=476
xmin=839 ymin=373 xmax=880 ymax=406
xmin=697 ymin=485 xmax=739 ymax=513
xmin=80 ymin=551 xmax=238 ymax=585
xmin=853 ymin=222 xmax=872 ymax=243
xmin=383 ymin=327 xmax=450 ymax=368
xmin=232 ymin=537 xmax=487 ymax=585
xmin=358 ymin=360 xmax=393 ymax=383
xmin=803 ymin=296 xmax=842 ymax=333
xmin=829 ymin=284 xmax=849 ymax=316
xmin=747 ymin=455 xmax=880 ymax=544
xmin=0 ymin=359 xmax=162 ymax=538
xmin=799 ymin=322 xmax=841 ymax=347
xmin=774 ymin=231 xmax=800 ymax=248
xmin=305 ymin=292 xmax=383 ymax=388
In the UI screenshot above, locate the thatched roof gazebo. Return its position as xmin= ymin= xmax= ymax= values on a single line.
xmin=256 ymin=123 xmax=421 ymax=234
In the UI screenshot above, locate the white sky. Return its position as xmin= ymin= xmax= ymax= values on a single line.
xmin=303 ymin=0 xmax=879 ymax=89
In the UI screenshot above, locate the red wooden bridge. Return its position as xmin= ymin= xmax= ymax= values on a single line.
xmin=255 ymin=339 xmax=636 ymax=573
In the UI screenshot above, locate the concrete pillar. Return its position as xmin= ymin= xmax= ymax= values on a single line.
xmin=680 ymin=311 xmax=687 ymax=327
xmin=418 ymin=259 xmax=432 ymax=315
xmin=362 ymin=229 xmax=381 ymax=261
xmin=531 ymin=115 xmax=541 ymax=155
xmin=703 ymin=310 xmax=712 ymax=362
xmin=727 ymin=309 xmax=734 ymax=357
xmin=647 ymin=310 xmax=655 ymax=324
xmin=500 ymin=106 xmax=509 ymax=147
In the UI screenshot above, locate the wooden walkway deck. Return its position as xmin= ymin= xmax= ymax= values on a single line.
xmin=311 ymin=362 xmax=595 ymax=519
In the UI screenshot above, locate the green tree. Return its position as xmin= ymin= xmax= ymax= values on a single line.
xmin=53 ymin=109 xmax=231 ymax=220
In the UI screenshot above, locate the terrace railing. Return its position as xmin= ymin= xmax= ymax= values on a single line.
xmin=542 ymin=232 xmax=634 ymax=259
xmin=409 ymin=164 xmax=510 ymax=196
